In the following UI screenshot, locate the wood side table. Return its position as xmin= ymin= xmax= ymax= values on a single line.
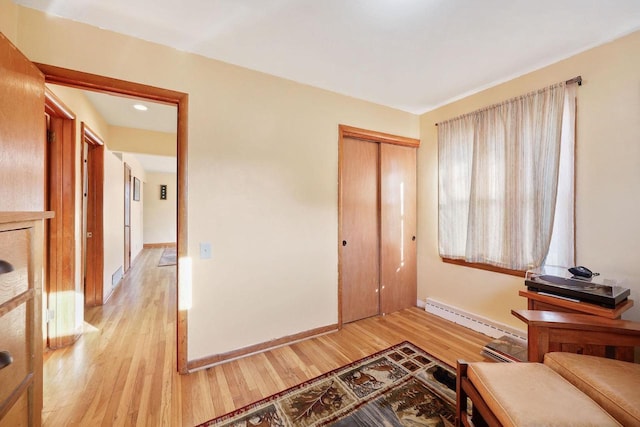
xmin=519 ymin=289 xmax=634 ymax=320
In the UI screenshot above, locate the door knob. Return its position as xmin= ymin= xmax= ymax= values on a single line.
xmin=0 ymin=351 xmax=12 ymax=370
xmin=342 ymin=240 xmax=347 ymax=247
xmin=412 ymin=236 xmax=416 ymax=241
xmin=0 ymin=260 xmax=14 ymax=274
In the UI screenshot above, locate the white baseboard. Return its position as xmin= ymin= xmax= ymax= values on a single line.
xmin=424 ymin=298 xmax=526 ymax=340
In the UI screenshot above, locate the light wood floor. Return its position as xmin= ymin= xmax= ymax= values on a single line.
xmin=43 ymin=248 xmax=492 ymax=426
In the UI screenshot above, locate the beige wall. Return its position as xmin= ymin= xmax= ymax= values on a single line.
xmin=419 ymin=30 xmax=640 ymax=328
xmin=12 ymin=7 xmax=419 ymax=360
xmin=0 ymin=0 xmax=18 ymax=45
xmin=110 ymin=126 xmax=176 ymax=156
xmin=143 ymin=172 xmax=177 ymax=245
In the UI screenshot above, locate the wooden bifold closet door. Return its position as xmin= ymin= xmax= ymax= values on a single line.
xmin=339 ymin=127 xmax=418 ymax=324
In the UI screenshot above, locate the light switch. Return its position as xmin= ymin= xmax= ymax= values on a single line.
xmin=199 ymin=242 xmax=212 ymax=259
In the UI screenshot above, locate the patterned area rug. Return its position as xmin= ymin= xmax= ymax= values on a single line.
xmin=197 ymin=341 xmax=457 ymax=427
xmin=158 ymin=247 xmax=177 ymax=266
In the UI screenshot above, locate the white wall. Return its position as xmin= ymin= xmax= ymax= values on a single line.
xmin=123 ymin=154 xmax=146 ymax=262
xmin=103 ymin=151 xmax=124 ymax=300
xmin=144 ymin=171 xmax=177 ymax=245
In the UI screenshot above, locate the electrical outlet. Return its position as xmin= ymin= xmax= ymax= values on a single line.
xmin=200 ymin=242 xmax=212 ymax=259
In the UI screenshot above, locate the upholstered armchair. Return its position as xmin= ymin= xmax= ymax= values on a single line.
xmin=456 ymin=310 xmax=640 ymax=427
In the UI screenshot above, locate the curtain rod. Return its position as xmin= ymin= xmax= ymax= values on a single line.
xmin=435 ymin=76 xmax=582 ymax=126
xmin=565 ymin=75 xmax=582 ymax=86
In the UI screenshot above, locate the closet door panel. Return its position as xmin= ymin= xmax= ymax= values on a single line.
xmin=380 ymin=144 xmax=417 ymax=314
xmin=340 ymin=138 xmax=380 ymax=323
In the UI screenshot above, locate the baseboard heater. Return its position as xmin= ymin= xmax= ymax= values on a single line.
xmin=424 ymin=298 xmax=526 ymax=340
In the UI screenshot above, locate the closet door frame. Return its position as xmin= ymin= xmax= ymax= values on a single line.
xmin=338 ymin=125 xmax=420 ymax=327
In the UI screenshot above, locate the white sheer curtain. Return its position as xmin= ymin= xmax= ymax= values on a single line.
xmin=438 ymin=82 xmax=575 ymax=271
xmin=544 ymin=84 xmax=576 ymax=267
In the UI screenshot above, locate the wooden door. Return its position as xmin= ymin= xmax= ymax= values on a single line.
xmin=340 ymin=137 xmax=380 ymax=323
xmin=83 ymin=125 xmax=105 ymax=306
xmin=124 ymin=164 xmax=131 ymax=273
xmin=380 ymin=144 xmax=417 ymax=314
xmin=0 ymin=33 xmax=45 ymax=211
xmin=0 ymin=32 xmax=45 ymax=427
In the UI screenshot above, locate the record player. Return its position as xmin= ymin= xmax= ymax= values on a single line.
xmin=525 ymin=266 xmax=630 ymax=309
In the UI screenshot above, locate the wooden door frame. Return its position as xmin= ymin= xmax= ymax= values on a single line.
xmin=337 ymin=125 xmax=419 ymax=328
xmin=35 ymin=63 xmax=189 ymax=374
xmin=124 ymin=163 xmax=131 ymax=273
xmin=45 ymin=88 xmax=79 ymax=348
xmin=82 ymin=123 xmax=105 ymax=306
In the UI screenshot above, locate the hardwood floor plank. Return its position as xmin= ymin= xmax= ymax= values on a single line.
xmin=43 ymin=248 xmax=493 ymax=426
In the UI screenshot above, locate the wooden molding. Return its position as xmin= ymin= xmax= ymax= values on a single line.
xmin=339 ymin=124 xmax=420 ymax=147
xmin=46 ymin=90 xmax=79 ymax=348
xmin=45 ymin=88 xmax=75 ymax=119
xmin=83 ymin=123 xmax=104 ymax=146
xmin=442 ymin=257 xmax=526 ymax=278
xmin=36 ymin=63 xmax=190 ymax=374
xmin=47 ymin=116 xmax=78 ymax=347
xmin=186 ymin=324 xmax=338 ymax=372
xmin=143 ymin=242 xmax=177 ymax=248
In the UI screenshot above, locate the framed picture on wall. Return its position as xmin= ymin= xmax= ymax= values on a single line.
xmin=133 ymin=177 xmax=140 ymax=201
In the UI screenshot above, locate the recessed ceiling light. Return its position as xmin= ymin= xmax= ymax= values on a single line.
xmin=133 ymin=104 xmax=148 ymax=111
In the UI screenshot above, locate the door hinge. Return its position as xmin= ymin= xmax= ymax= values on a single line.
xmin=45 ymin=309 xmax=55 ymax=323
xmin=47 ymin=130 xmax=56 ymax=143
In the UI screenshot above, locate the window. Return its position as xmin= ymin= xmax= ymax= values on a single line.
xmin=438 ymin=82 xmax=577 ymax=272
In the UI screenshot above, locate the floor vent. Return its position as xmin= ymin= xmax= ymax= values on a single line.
xmin=112 ymin=266 xmax=124 ymax=287
xmin=424 ymin=298 xmax=525 ymax=340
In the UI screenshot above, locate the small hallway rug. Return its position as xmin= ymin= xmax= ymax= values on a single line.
xmin=197 ymin=341 xmax=457 ymax=427
xmin=158 ymin=247 xmax=177 ymax=267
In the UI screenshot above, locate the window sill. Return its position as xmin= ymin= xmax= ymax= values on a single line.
xmin=441 ymin=258 xmax=526 ymax=278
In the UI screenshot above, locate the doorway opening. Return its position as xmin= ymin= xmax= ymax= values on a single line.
xmin=37 ymin=64 xmax=189 ymax=373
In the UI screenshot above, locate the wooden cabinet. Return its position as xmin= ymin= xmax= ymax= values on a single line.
xmin=0 ymin=212 xmax=52 ymax=427
xmin=339 ymin=126 xmax=419 ymax=323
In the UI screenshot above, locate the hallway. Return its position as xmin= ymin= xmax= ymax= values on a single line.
xmin=43 ymin=248 xmax=180 ymax=425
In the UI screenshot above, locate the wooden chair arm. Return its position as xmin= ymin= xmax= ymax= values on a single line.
xmin=512 ymin=310 xmax=640 ymax=362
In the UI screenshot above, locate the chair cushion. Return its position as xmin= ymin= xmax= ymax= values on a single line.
xmin=545 ymin=352 xmax=640 ymax=426
xmin=468 ymin=362 xmax=620 ymax=427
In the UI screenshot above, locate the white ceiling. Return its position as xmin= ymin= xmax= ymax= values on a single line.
xmin=83 ymin=91 xmax=177 ymax=133
xmin=134 ymin=153 xmax=177 ymax=174
xmin=80 ymin=90 xmax=177 ymax=174
xmin=19 ymin=1 xmax=640 ymax=113
xmin=49 ymin=86 xmax=178 ymax=173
